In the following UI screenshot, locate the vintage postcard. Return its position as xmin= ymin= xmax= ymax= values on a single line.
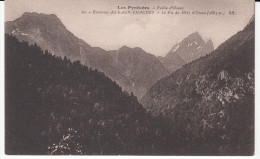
xmin=4 ymin=0 xmax=255 ymax=156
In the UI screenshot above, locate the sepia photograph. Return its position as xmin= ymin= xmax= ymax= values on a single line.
xmin=3 ymin=0 xmax=255 ymax=156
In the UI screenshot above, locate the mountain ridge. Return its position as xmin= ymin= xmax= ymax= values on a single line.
xmin=5 ymin=12 xmax=169 ymax=99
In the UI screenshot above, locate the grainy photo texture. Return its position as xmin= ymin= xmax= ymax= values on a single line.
xmin=5 ymin=0 xmax=254 ymax=155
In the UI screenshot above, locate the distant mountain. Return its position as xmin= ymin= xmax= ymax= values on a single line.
xmin=5 ymin=35 xmax=173 ymax=155
xmin=109 ymin=46 xmax=169 ymax=98
xmin=141 ymin=17 xmax=254 ymax=155
xmin=5 ymin=12 xmax=89 ymax=60
xmin=5 ymin=12 xmax=168 ymax=99
xmin=159 ymin=32 xmax=214 ymax=72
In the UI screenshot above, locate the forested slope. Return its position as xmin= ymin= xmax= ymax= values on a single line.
xmin=5 ymin=35 xmax=173 ymax=155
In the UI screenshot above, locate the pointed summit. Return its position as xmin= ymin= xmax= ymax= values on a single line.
xmin=190 ymin=31 xmax=199 ymax=36
xmin=159 ymin=31 xmax=214 ymax=72
xmin=186 ymin=31 xmax=201 ymax=39
xmin=184 ymin=31 xmax=203 ymax=43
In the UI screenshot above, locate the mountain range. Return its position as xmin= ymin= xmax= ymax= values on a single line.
xmin=5 ymin=11 xmax=255 ymax=155
xmin=5 ymin=12 xmax=213 ymax=98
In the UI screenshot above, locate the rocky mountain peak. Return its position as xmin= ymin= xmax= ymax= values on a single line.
xmin=16 ymin=12 xmax=65 ymax=31
xmin=159 ymin=31 xmax=214 ymax=72
xmin=5 ymin=12 xmax=82 ymax=59
xmin=184 ymin=31 xmax=203 ymax=43
xmin=188 ymin=31 xmax=200 ymax=37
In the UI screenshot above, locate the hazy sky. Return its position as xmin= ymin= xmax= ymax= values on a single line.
xmin=5 ymin=0 xmax=254 ymax=56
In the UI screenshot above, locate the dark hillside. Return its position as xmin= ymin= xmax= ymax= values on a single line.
xmin=141 ymin=17 xmax=254 ymax=155
xmin=5 ymin=35 xmax=173 ymax=155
